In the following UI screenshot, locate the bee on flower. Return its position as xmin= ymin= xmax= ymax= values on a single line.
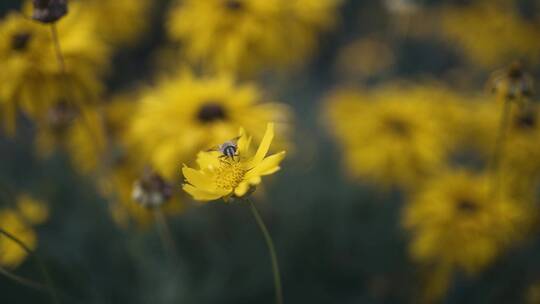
xmin=182 ymin=123 xmax=285 ymax=304
xmin=182 ymin=123 xmax=286 ymax=201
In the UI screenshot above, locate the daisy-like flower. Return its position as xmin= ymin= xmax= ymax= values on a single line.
xmin=0 ymin=195 xmax=49 ymax=268
xmin=403 ymin=170 xmax=533 ymax=274
xmin=468 ymin=101 xmax=540 ymax=198
xmin=167 ymin=0 xmax=340 ymax=74
xmin=0 ymin=3 xmax=109 ymax=134
xmin=324 ymin=85 xmax=463 ymax=189
xmin=439 ymin=1 xmax=540 ymax=68
xmin=128 ymin=71 xmax=290 ymax=179
xmin=182 ymin=123 xmax=285 ymax=201
xmin=79 ymin=0 xmax=153 ymax=46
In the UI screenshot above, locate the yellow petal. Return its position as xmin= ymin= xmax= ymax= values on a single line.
xmin=183 ymin=184 xmax=229 ymax=202
xmin=196 ymin=151 xmax=221 ymax=169
xmin=182 ymin=166 xmax=214 ymax=190
xmin=245 ymin=151 xmax=286 ymax=180
xmin=252 ymin=123 xmax=274 ymax=165
xmin=238 ymin=133 xmax=252 ymax=156
xmin=234 ymin=182 xmax=251 ymax=197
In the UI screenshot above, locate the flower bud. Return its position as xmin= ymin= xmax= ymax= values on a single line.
xmin=132 ymin=169 xmax=173 ymax=208
xmin=32 ymin=0 xmax=68 ymax=24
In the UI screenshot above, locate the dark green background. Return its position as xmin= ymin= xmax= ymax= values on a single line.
xmin=1 ymin=1 xmax=540 ymax=303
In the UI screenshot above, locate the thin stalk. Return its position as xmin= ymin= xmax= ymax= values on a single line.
xmin=50 ymin=24 xmax=66 ymax=73
xmin=247 ymin=199 xmax=283 ymax=304
xmin=0 ymin=265 xmax=45 ymax=291
xmin=489 ymin=97 xmax=512 ymax=196
xmin=49 ymin=23 xmax=105 ymax=173
xmin=0 ymin=229 xmax=60 ymax=304
xmin=153 ymin=208 xmax=179 ymax=265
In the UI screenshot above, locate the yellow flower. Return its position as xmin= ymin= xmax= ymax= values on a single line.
xmin=16 ymin=195 xmax=49 ymax=225
xmin=128 ymin=71 xmax=291 ymax=179
xmin=79 ymin=0 xmax=153 ymax=46
xmin=0 ymin=4 xmax=109 ymax=134
xmin=182 ymin=123 xmax=285 ymax=201
xmin=324 ymin=84 xmax=461 ymax=188
xmin=440 ymin=2 xmax=540 ymax=68
xmin=334 ymin=37 xmax=395 ymax=81
xmin=468 ymin=101 xmax=540 ymax=197
xmin=100 ymin=163 xmax=185 ymax=229
xmin=167 ymin=0 xmax=340 ymax=74
xmin=403 ymin=170 xmax=532 ymax=274
xmin=35 ymin=105 xmax=107 ymax=175
xmin=0 ymin=196 xmax=49 ymax=268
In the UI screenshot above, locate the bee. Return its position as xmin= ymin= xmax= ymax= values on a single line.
xmin=208 ymin=136 xmax=241 ymax=160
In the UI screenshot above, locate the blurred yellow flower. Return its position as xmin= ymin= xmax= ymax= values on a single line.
xmin=470 ymin=101 xmax=540 ymax=197
xmin=167 ymin=0 xmax=340 ymax=74
xmin=16 ymin=195 xmax=49 ymax=225
xmin=334 ymin=37 xmax=395 ymax=81
xmin=101 ymin=163 xmax=185 ymax=229
xmin=324 ymin=85 xmax=460 ymax=188
xmin=0 ymin=5 xmax=109 ymax=134
xmin=403 ymin=170 xmax=532 ymax=274
xmin=35 ymin=106 xmax=107 ymax=175
xmin=440 ymin=2 xmax=540 ymax=68
xmin=0 ymin=196 xmax=49 ymax=268
xmin=528 ymin=281 xmax=540 ymax=304
xmin=128 ymin=71 xmax=291 ymax=179
xmin=79 ymin=0 xmax=152 ymax=46
xmin=183 ymin=123 xmax=285 ymax=201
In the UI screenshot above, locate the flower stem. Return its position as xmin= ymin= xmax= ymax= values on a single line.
xmin=247 ymin=199 xmax=283 ymax=304
xmin=0 ymin=229 xmax=60 ymax=304
xmin=489 ymin=97 xmax=512 ymax=196
xmin=153 ymin=208 xmax=179 ymax=266
xmin=48 ymin=23 xmax=106 ymax=173
xmin=50 ymin=24 xmax=65 ymax=73
xmin=0 ymin=265 xmax=45 ymax=291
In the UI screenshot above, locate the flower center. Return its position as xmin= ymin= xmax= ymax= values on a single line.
xmin=515 ymin=111 xmax=536 ymax=130
xmin=225 ymin=0 xmax=244 ymax=11
xmin=11 ymin=32 xmax=32 ymax=51
xmin=385 ymin=117 xmax=410 ymax=137
xmin=456 ymin=198 xmax=479 ymax=214
xmin=197 ymin=102 xmax=227 ymax=123
xmin=214 ymin=161 xmax=246 ymax=190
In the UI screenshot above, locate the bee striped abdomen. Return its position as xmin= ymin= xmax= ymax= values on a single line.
xmin=224 ymin=145 xmax=237 ymax=158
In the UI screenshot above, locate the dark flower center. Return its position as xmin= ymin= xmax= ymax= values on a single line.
xmin=47 ymin=100 xmax=78 ymax=130
xmin=225 ymin=0 xmax=244 ymax=11
xmin=456 ymin=199 xmax=478 ymax=214
xmin=515 ymin=111 xmax=537 ymax=129
xmin=386 ymin=118 xmax=410 ymax=136
xmin=197 ymin=102 xmax=227 ymax=123
xmin=11 ymin=32 xmax=32 ymax=51
xmin=507 ymin=62 xmax=524 ymax=80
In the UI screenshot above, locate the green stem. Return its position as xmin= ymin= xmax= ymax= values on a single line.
xmin=0 ymin=229 xmax=60 ymax=304
xmin=50 ymin=24 xmax=65 ymax=73
xmin=489 ymin=97 xmax=512 ymax=196
xmin=247 ymin=200 xmax=283 ymax=304
xmin=49 ymin=23 xmax=106 ymax=174
xmin=153 ymin=208 xmax=179 ymax=266
xmin=0 ymin=265 xmax=45 ymax=291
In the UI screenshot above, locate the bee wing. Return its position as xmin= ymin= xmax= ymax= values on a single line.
xmin=205 ymin=145 xmax=220 ymax=152
xmin=229 ymin=136 xmax=241 ymax=143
